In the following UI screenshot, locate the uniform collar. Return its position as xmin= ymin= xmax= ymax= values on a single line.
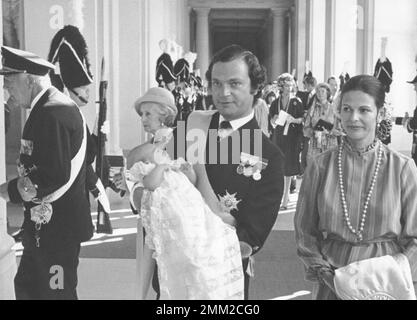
xmin=30 ymin=86 xmax=51 ymax=110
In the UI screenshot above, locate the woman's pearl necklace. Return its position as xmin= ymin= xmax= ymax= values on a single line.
xmin=338 ymin=139 xmax=383 ymax=242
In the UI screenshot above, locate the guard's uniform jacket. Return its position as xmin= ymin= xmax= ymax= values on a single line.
xmin=8 ymin=87 xmax=93 ymax=249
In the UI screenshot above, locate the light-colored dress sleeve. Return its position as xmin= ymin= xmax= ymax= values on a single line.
xmin=399 ymin=158 xmax=417 ymax=278
xmin=294 ymin=156 xmax=333 ymax=281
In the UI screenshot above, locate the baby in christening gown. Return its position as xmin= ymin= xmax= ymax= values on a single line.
xmin=127 ymin=129 xmax=244 ymax=300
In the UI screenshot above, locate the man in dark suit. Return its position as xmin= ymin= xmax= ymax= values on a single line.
xmin=151 ymin=45 xmax=283 ymax=300
xmin=0 ymin=46 xmax=93 ymax=299
xmin=47 ymin=25 xmax=112 ymax=219
xmin=188 ymin=45 xmax=284 ymax=299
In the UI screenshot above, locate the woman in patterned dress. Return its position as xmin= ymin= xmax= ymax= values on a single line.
xmin=303 ymin=83 xmax=343 ymax=165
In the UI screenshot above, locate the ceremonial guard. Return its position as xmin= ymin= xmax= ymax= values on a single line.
xmin=374 ymin=37 xmax=394 ymax=145
xmin=174 ymin=58 xmax=194 ymax=121
xmin=0 ymin=46 xmax=93 ymax=299
xmin=47 ymin=25 xmax=111 ymax=214
xmin=155 ymin=39 xmax=177 ymax=91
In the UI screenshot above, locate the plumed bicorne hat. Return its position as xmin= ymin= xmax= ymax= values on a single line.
xmin=47 ymin=25 xmax=93 ymax=91
xmin=190 ymin=72 xmax=202 ymax=88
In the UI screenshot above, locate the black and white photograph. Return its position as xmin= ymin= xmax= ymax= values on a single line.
xmin=0 ymin=0 xmax=417 ymax=302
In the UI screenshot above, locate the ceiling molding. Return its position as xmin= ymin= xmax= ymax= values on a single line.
xmin=189 ymin=0 xmax=293 ymax=10
xmin=210 ymin=8 xmax=269 ymax=20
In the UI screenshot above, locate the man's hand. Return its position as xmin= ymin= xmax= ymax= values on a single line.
xmin=0 ymin=182 xmax=10 ymax=202
xmin=286 ymin=114 xmax=295 ymax=124
xmin=113 ymin=170 xmax=128 ymax=191
xmin=101 ymin=120 xmax=110 ymax=135
xmin=239 ymin=241 xmax=253 ymax=258
xmin=17 ymin=177 xmax=37 ymax=202
xmin=270 ymin=115 xmax=279 ymax=128
xmin=218 ymin=211 xmax=236 ymax=227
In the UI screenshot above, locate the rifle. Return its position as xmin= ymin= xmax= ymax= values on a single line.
xmin=95 ymin=58 xmax=113 ymax=234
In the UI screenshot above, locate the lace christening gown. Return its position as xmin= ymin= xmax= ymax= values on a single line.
xmin=130 ymin=159 xmax=244 ymax=300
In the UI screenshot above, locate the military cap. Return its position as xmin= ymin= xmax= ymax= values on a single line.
xmin=190 ymin=73 xmax=203 ymax=88
xmin=0 ymin=46 xmax=55 ymax=76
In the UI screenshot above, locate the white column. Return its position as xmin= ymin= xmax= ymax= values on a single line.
xmin=356 ymin=0 xmax=376 ymax=74
xmin=305 ymin=0 xmax=312 ymax=63
xmin=96 ymin=0 xmax=121 ymax=154
xmin=324 ymin=0 xmax=336 ymax=79
xmin=183 ymin=6 xmax=192 ymax=53
xmin=361 ymin=0 xmax=375 ymax=74
xmin=295 ymin=0 xmax=307 ymax=84
xmin=0 ymin=2 xmax=17 ymax=300
xmin=290 ymin=6 xmax=297 ymax=77
xmin=109 ymin=0 xmax=121 ymax=154
xmin=271 ymin=8 xmax=288 ymax=79
xmin=194 ymin=7 xmax=210 ymax=81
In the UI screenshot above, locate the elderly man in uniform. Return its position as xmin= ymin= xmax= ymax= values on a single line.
xmin=0 ymin=46 xmax=93 ymax=299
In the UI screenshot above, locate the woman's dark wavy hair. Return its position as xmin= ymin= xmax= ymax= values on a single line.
xmin=340 ymin=75 xmax=385 ymax=110
xmin=205 ymin=44 xmax=266 ymax=93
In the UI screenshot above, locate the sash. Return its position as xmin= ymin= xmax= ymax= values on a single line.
xmin=185 ymin=110 xmax=217 ymax=164
xmin=186 ymin=111 xmax=255 ymax=277
xmin=30 ymin=109 xmax=87 ymax=227
xmin=44 ymin=112 xmax=87 ymax=202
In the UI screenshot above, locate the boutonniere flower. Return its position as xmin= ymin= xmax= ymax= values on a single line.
xmin=219 ymin=191 xmax=241 ymax=213
xmin=236 ymin=152 xmax=268 ymax=181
